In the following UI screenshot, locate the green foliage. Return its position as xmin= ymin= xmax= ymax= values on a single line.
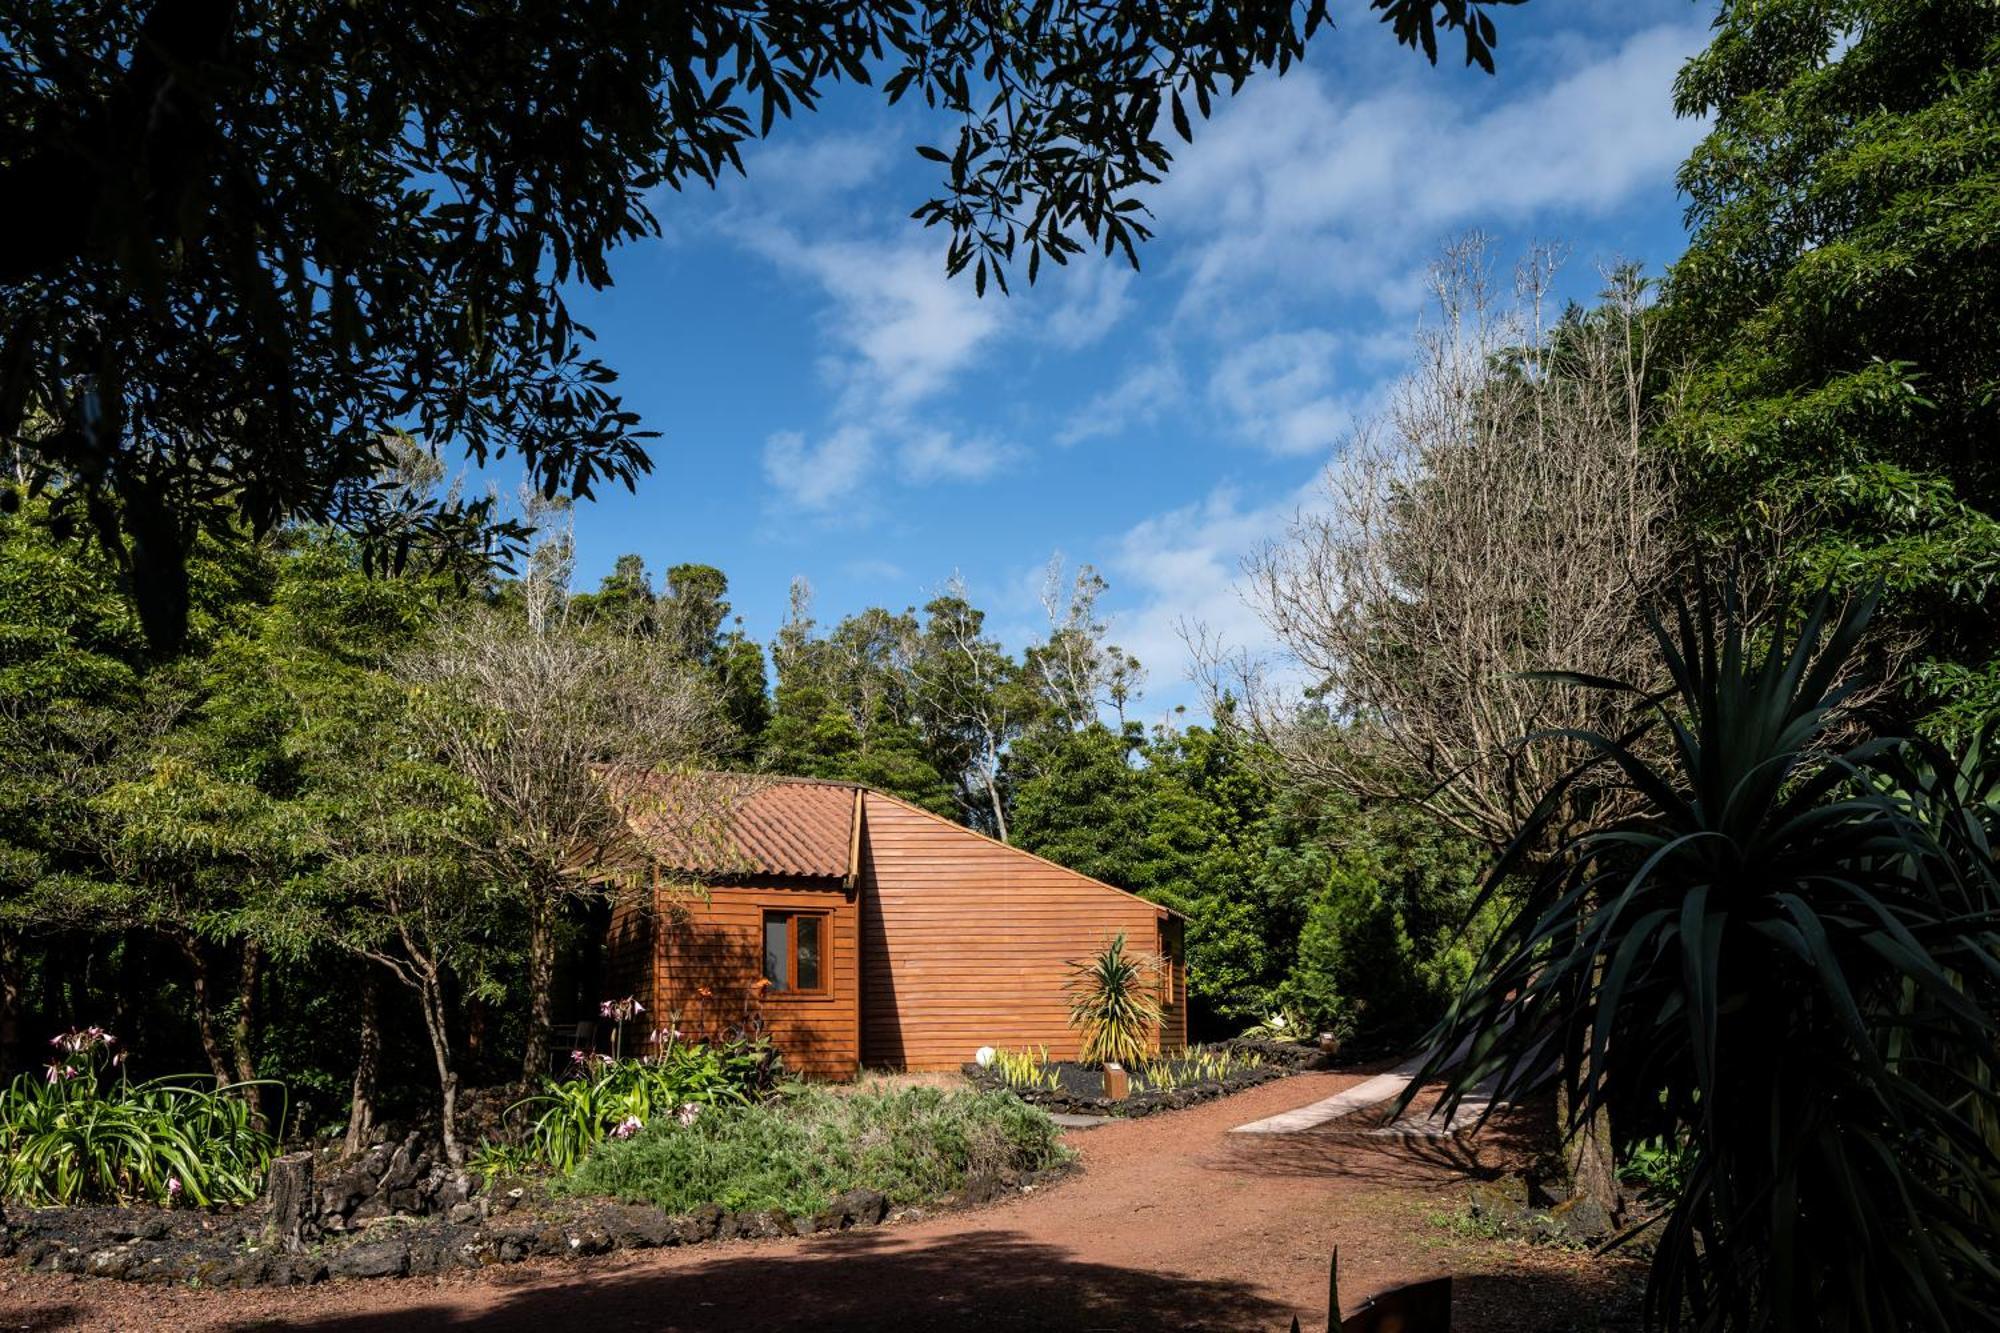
xmin=0 ymin=1029 xmax=279 ymax=1207
xmin=1416 ymin=586 xmax=2000 ymax=1331
xmin=1065 ymin=934 xmax=1163 ymax=1067
xmin=512 ymin=1039 xmax=780 ymax=1174
xmin=1010 ymin=721 xmax=1311 ymax=1026
xmin=1279 ymin=808 xmax=1495 ymax=1049
xmin=1619 ymin=1134 xmax=1692 ymax=1208
xmin=1129 ymin=1044 xmax=1260 ymax=1093
xmin=564 ymin=1085 xmax=1069 ymax=1217
xmin=987 ymin=1046 xmax=1062 ymax=1093
xmin=1666 ymin=0 xmax=2000 ymax=734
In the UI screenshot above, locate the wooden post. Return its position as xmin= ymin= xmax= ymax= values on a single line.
xmin=262 ymin=1151 xmax=319 ymax=1253
xmin=1103 ymin=1063 xmax=1129 ymax=1100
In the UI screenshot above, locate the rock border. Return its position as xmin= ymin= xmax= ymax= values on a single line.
xmin=0 ymin=1164 xmax=1069 ymax=1289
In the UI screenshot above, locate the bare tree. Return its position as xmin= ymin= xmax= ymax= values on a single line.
xmin=905 ymin=575 xmax=1021 ymax=840
xmin=1244 ymin=237 xmax=1676 ymax=852
xmin=1234 ymin=237 xmax=1679 ymax=1215
xmin=401 ymin=584 xmax=730 ymax=1079
xmin=1028 ymin=556 xmax=1144 ymax=729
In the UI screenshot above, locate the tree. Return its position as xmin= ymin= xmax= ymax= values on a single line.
xmin=1416 ymin=586 xmax=2000 ymax=1331
xmin=309 ymin=697 xmax=500 ymax=1166
xmin=905 ymin=582 xmax=1027 ymax=839
xmin=403 ymin=589 xmax=728 ymax=1080
xmin=1665 ymin=0 xmax=2000 ymax=738
xmin=0 ymin=497 xmax=145 ymax=1076
xmin=761 ymin=581 xmax=958 ymax=815
xmin=575 ymin=558 xmax=771 ymax=752
xmin=0 ymin=0 xmax=1522 ymax=648
xmin=1235 ymin=237 xmax=1676 ymax=1212
xmin=1244 ymin=238 xmax=1676 ymax=853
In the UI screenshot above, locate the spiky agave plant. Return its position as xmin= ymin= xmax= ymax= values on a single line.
xmin=1066 ymin=933 xmax=1164 ymax=1068
xmin=1412 ymin=585 xmax=2000 ymax=1331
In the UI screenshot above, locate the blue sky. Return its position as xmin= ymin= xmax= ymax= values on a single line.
xmin=548 ymin=0 xmax=1717 ymax=720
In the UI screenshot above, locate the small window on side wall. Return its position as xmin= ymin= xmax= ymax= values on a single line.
xmin=762 ymin=911 xmax=829 ymax=995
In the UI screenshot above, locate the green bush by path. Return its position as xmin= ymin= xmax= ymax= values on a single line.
xmin=563 ymin=1085 xmax=1070 ymax=1217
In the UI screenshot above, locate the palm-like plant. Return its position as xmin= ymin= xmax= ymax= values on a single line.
xmin=1415 ymin=586 xmax=2000 ymax=1330
xmin=1066 ymin=933 xmax=1163 ymax=1068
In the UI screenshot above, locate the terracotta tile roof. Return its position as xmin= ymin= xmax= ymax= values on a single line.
xmin=619 ymin=772 xmax=859 ymax=881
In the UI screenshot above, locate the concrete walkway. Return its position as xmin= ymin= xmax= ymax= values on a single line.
xmin=1227 ymin=1053 xmax=1428 ymax=1134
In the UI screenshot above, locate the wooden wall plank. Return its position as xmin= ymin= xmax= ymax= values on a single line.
xmin=859 ymin=792 xmax=1186 ymax=1071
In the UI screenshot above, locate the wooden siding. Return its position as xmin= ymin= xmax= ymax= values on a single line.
xmin=858 ymin=792 xmax=1187 ymax=1071
xmin=647 ymin=874 xmax=860 ymax=1079
xmin=604 ymin=888 xmax=657 ymax=1024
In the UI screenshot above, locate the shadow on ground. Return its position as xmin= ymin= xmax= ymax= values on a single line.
xmin=1205 ymin=1094 xmax=1553 ymax=1191
xmin=233 ymin=1229 xmax=1294 ymax=1333
xmin=1452 ymin=1267 xmax=1649 ymax=1333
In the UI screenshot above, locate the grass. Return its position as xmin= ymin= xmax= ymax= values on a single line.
xmin=563 ymin=1084 xmax=1071 ymax=1218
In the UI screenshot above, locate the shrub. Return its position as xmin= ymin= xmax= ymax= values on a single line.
xmin=1064 ymin=933 xmax=1162 ymax=1067
xmin=0 ymin=1028 xmax=280 ymax=1207
xmin=1415 ymin=587 xmax=2000 ymax=1330
xmin=511 ymin=1035 xmax=779 ymax=1172
xmin=564 ymin=1085 xmax=1069 ymax=1217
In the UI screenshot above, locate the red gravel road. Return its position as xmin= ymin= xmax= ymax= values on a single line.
xmin=0 ymin=1073 xmax=1640 ymax=1332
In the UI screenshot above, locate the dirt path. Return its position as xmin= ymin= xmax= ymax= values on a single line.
xmin=0 ymin=1074 xmax=1639 ymax=1332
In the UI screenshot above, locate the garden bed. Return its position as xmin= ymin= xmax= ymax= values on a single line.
xmin=1 ymin=1084 xmax=1072 ymax=1289
xmin=960 ymin=1039 xmax=1330 ymax=1118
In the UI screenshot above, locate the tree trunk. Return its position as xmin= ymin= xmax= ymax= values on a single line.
xmin=0 ymin=929 xmax=20 ymax=1080
xmin=984 ymin=770 xmax=1009 ymax=845
xmin=1556 ymin=1070 xmax=1622 ymax=1218
xmin=343 ymin=971 xmax=382 ymax=1156
xmin=230 ymin=939 xmax=265 ymax=1130
xmin=260 ymin=1151 xmax=319 ymax=1252
xmin=418 ymin=973 xmax=462 ymax=1165
xmin=1570 ymin=1101 xmax=1620 ymax=1215
xmin=176 ymin=934 xmax=233 ymax=1087
xmin=520 ymin=895 xmax=555 ymax=1081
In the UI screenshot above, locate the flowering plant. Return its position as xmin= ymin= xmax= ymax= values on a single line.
xmin=0 ymin=1027 xmax=281 ymax=1206
xmin=509 ymin=1034 xmax=780 ymax=1173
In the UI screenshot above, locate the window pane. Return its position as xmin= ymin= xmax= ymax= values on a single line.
xmin=795 ymin=916 xmax=822 ymax=991
xmin=762 ymin=917 xmax=789 ymax=991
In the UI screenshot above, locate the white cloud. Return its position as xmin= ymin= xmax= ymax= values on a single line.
xmin=898 ymin=430 xmax=1018 ymax=483
xmin=734 ymin=132 xmax=894 ymax=209
xmin=1208 ymin=329 xmax=1355 ymax=456
xmin=1042 ymin=261 xmax=1135 ymax=350
xmin=843 ymin=557 xmax=907 ymax=583
xmin=761 ymin=426 xmax=877 ymax=512
xmin=1157 ymin=20 xmax=1710 ymax=315
xmin=1057 ymin=358 xmax=1185 ymax=447
xmin=743 ymin=230 xmax=1005 ymax=414
xmin=1103 ymin=483 xmax=1312 ymax=713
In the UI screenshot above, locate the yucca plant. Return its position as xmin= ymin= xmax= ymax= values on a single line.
xmin=1413 ymin=585 xmax=2000 ymax=1330
xmin=1065 ymin=933 xmax=1163 ymax=1068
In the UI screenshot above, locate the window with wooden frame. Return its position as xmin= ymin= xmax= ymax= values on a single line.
xmin=761 ymin=910 xmax=829 ymax=995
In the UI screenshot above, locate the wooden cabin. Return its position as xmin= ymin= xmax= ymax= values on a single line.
xmin=603 ymin=776 xmax=1187 ymax=1078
